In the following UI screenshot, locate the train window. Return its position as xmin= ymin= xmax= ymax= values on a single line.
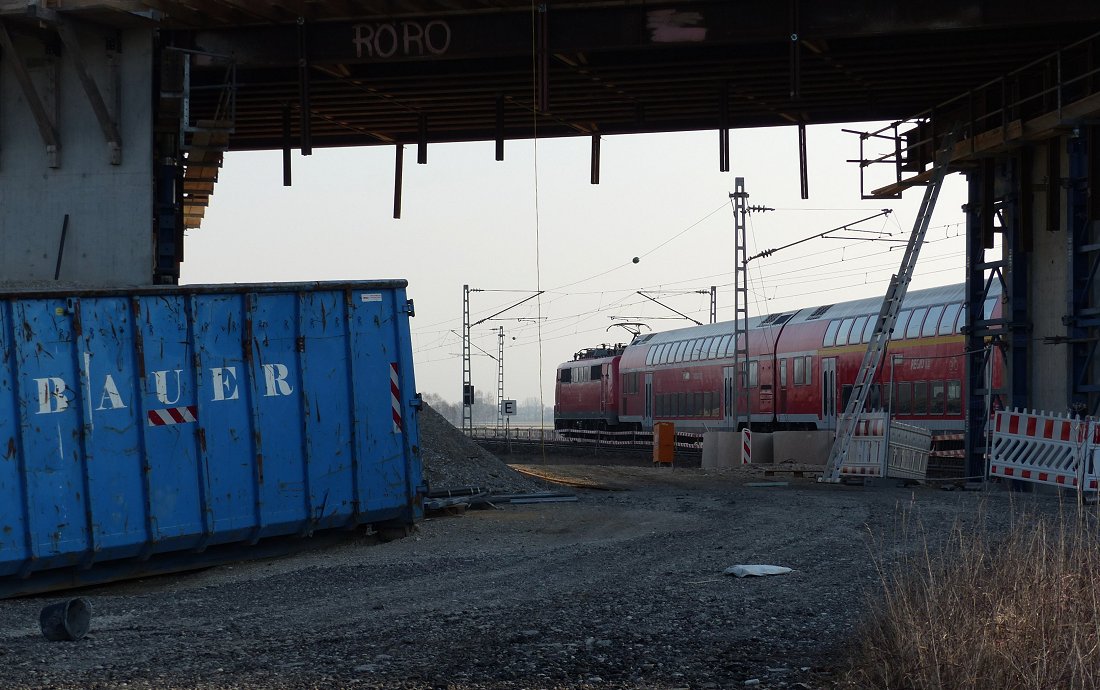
xmin=694 ymin=392 xmax=703 ymax=416
xmin=662 ymin=343 xmax=675 ymax=364
xmin=780 ymin=359 xmax=787 ymax=387
xmin=984 ymin=297 xmax=997 ymax=320
xmin=892 ymin=310 xmax=912 ymax=341
xmin=905 ymin=308 xmax=928 ymax=339
xmin=704 ymin=336 xmax=718 ymax=359
xmin=947 ymin=380 xmax=962 ymax=414
xmin=894 ymin=382 xmax=912 ymax=414
xmin=836 ymin=319 xmax=855 ymax=347
xmin=955 ymin=304 xmax=967 ymax=334
xmin=748 ymin=361 xmax=759 ymax=387
xmin=678 ymin=341 xmax=691 ymax=362
xmin=848 ymin=316 xmax=868 ymax=346
xmin=861 ymin=316 xmax=876 ymax=343
xmin=670 ymin=341 xmax=683 ymax=363
xmin=678 ymin=392 xmax=687 ymax=416
xmin=921 ymin=306 xmax=945 ymax=337
xmin=560 ymin=368 xmax=572 ymax=383
xmin=623 ymin=372 xmax=639 ymax=395
xmin=804 ymin=356 xmax=813 ymax=385
xmin=823 ymin=320 xmax=841 ymax=347
xmin=793 ymin=357 xmax=805 ymax=385
xmin=646 ymin=348 xmax=656 ymax=366
xmin=868 ymin=384 xmax=883 ymax=410
xmin=841 ymin=384 xmax=852 ymax=408
xmin=717 ymin=335 xmax=732 ymax=358
xmin=591 ymin=364 xmax=602 ymax=380
xmin=913 ymin=381 xmax=929 ymax=415
xmin=930 ymin=381 xmax=946 ymax=415
xmin=691 ymin=339 xmax=706 ymax=361
xmin=939 ymin=304 xmax=962 ymax=335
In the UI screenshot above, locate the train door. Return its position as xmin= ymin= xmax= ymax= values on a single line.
xmin=723 ymin=365 xmax=734 ymax=427
xmin=821 ymin=357 xmax=838 ymax=430
xmin=599 ymin=364 xmax=607 ymax=417
xmin=643 ymin=373 xmax=653 ymax=427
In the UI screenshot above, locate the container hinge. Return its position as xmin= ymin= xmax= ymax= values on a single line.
xmin=402 ymin=299 xmax=415 ymax=317
xmin=410 ymin=393 xmax=423 ymax=410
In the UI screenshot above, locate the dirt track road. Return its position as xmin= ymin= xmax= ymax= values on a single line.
xmin=0 ymin=464 xmax=1030 ymax=689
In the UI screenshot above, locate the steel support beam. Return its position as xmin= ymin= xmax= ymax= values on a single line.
xmin=0 ymin=20 xmax=60 ymax=167
xmin=56 ymin=21 xmax=122 ymax=165
xmin=1067 ymin=127 xmax=1100 ymax=414
xmin=964 ymin=155 xmax=1029 ymax=480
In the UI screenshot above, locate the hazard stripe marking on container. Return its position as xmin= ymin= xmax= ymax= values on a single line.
xmin=148 ymin=406 xmax=198 ymax=426
xmin=390 ymin=362 xmax=402 ymax=434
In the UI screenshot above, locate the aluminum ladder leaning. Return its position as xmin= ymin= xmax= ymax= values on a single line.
xmin=820 ymin=125 xmax=961 ymax=483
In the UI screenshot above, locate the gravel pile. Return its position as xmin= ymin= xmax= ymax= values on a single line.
xmin=418 ymin=402 xmax=547 ymax=494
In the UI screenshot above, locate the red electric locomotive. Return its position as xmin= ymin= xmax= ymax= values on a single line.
xmin=553 ymin=345 xmax=627 ymax=430
xmin=555 ymin=283 xmax=1003 ymax=435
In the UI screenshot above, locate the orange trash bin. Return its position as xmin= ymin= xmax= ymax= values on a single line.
xmin=653 ymin=422 xmax=675 ymax=465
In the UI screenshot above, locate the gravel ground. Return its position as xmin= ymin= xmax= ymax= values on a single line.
xmin=0 ymin=459 xmax=1051 ymax=690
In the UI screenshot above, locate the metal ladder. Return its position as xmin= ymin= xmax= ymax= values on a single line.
xmin=821 ymin=126 xmax=959 ymax=482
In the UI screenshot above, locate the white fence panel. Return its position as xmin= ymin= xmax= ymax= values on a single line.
xmin=886 ymin=420 xmax=931 ymax=480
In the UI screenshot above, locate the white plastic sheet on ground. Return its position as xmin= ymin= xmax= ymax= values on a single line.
xmin=723 ymin=564 xmax=793 ymax=578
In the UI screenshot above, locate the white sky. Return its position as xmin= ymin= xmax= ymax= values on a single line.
xmin=179 ymin=123 xmax=969 ymax=407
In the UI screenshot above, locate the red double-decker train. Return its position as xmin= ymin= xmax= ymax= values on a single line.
xmin=554 ymin=283 xmax=1002 ymax=434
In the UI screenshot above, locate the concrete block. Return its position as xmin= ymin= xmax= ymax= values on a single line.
xmin=745 ymin=431 xmax=774 ymax=465
xmin=702 ymin=431 xmax=738 ymax=469
xmin=703 ymin=430 xmax=775 ymax=468
xmin=772 ymin=430 xmax=834 ymax=466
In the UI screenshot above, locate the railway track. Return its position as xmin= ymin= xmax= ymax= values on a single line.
xmin=467 ymin=426 xmax=704 ymax=461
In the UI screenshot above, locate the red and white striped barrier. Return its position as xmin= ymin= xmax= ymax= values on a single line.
xmin=389 ymin=365 xmax=402 ymax=433
xmin=741 ymin=428 xmax=751 ymax=465
xmin=839 ymin=411 xmax=889 ymax=478
xmin=148 ymin=406 xmax=198 ymax=426
xmin=989 ymin=409 xmax=1098 ymax=490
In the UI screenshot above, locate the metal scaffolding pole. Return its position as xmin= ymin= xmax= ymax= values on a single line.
xmin=731 ymin=178 xmax=750 ymax=430
xmin=497 ymin=326 xmax=505 ymax=429
xmin=462 ymin=284 xmax=472 ymax=434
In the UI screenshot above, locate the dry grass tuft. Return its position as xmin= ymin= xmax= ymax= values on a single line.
xmin=845 ymin=504 xmax=1100 ymax=690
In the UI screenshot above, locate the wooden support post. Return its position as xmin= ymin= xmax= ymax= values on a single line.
xmin=282 ymin=103 xmax=292 ymax=186
xmin=590 ymin=134 xmax=600 ymax=185
xmin=798 ymin=121 xmax=809 ymax=199
xmin=417 ymin=113 xmax=427 ymax=164
xmin=495 ymin=94 xmax=505 ymax=161
xmin=719 ymin=80 xmax=730 ymax=172
xmin=393 ymin=144 xmax=404 ymax=219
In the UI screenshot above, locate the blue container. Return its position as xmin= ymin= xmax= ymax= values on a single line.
xmin=0 ymin=280 xmax=423 ymax=597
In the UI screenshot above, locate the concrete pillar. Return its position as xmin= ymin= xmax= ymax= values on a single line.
xmin=0 ymin=24 xmax=153 ymax=286
xmin=1029 ymin=136 xmax=1069 ymax=411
